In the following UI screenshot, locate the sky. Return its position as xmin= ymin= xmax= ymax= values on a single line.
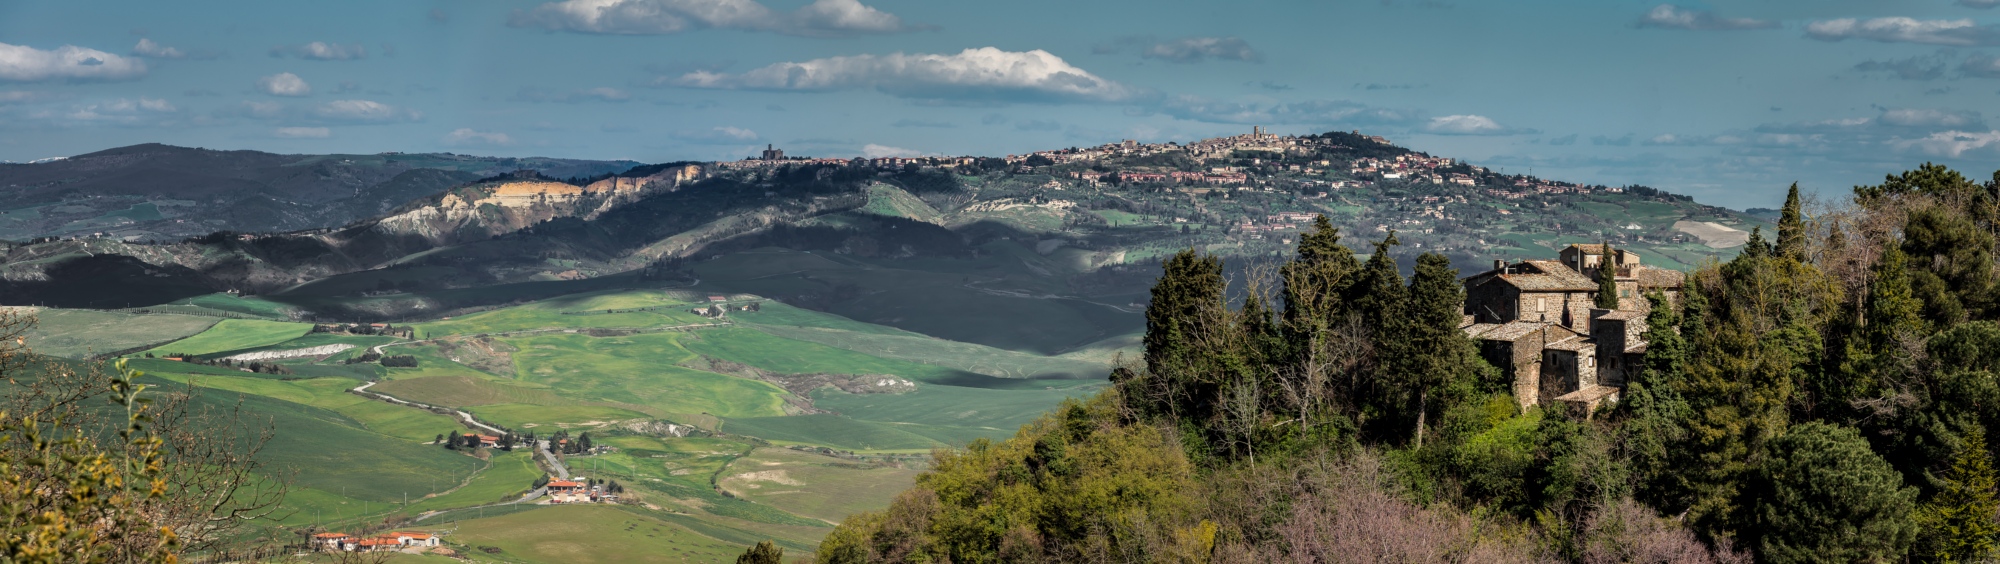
xmin=4 ymin=0 xmax=2000 ymax=209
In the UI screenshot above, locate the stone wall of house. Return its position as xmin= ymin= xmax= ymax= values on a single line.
xmin=1466 ymin=281 xmax=1519 ymax=324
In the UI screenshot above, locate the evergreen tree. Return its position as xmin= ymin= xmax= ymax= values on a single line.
xmin=1777 ymin=183 xmax=1806 ymax=262
xmin=1594 ymin=243 xmax=1620 ymax=310
xmin=1138 ymin=249 xmax=1228 ymax=420
xmin=1742 ymin=227 xmax=1770 ymax=259
xmin=1915 ymin=426 xmax=2000 ymax=562
xmin=1623 ymin=292 xmax=1697 ymax=514
xmin=1348 ymin=233 xmax=1407 ymax=436
xmin=1396 ymin=252 xmax=1489 ymax=447
xmin=579 ymin=433 xmax=593 ymax=452
xmin=1279 ymin=216 xmax=1361 ymax=347
xmin=1746 ymin=422 xmax=1917 ymax=564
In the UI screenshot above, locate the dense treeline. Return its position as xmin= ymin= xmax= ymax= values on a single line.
xmin=811 ymin=164 xmax=2000 ymax=563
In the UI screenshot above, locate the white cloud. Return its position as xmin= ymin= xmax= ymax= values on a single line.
xmin=313 ymin=99 xmax=421 ymax=122
xmin=1423 ymin=114 xmax=1529 ymax=135
xmin=861 ymin=143 xmax=924 ymax=158
xmin=1141 ymin=37 xmax=1262 ymax=63
xmin=1961 ymin=0 xmax=1999 ymax=8
xmin=1963 ymin=54 xmax=2000 ymax=78
xmin=271 ymin=42 xmax=367 ymax=60
xmin=1806 ymin=18 xmax=2000 ymax=46
xmin=1878 ymin=108 xmax=1980 ymax=128
xmin=445 ymin=128 xmax=514 ymax=147
xmin=258 ymin=72 xmax=312 ymax=97
xmin=1892 ymin=130 xmax=2000 ymax=157
xmin=36 ymin=97 xmax=178 ymax=124
xmin=509 ymin=0 xmax=911 ymax=37
xmin=673 ymin=47 xmax=1138 ymax=103
xmin=1636 ymin=5 xmax=1777 ymax=31
xmin=0 ymin=42 xmax=148 ymax=82
xmin=673 ymin=126 xmax=759 ymax=143
xmin=274 ymin=126 xmax=330 ymax=138
xmin=131 ymin=38 xmax=184 ymax=59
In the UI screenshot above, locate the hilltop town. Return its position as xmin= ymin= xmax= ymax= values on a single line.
xmin=720 ymin=127 xmax=1762 ymax=273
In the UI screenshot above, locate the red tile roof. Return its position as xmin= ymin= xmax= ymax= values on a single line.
xmin=313 ymin=533 xmax=351 ymax=539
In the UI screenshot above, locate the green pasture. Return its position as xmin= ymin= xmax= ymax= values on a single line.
xmin=14 ymin=308 xmax=217 ymax=359
xmin=721 ymin=415 xmax=946 ymax=452
xmin=451 ymin=505 xmax=745 ymax=564
xmin=147 ymin=372 xmax=461 ymax=443
xmin=750 ymin=324 xmax=1109 ymax=380
xmin=812 ymin=383 xmax=1096 ymax=439
xmin=716 ymin=447 xmax=922 ymax=524
xmin=505 ymin=332 xmax=790 ymax=419
xmin=399 ymin=450 xmax=541 ymax=514
xmin=142 ymin=319 xmax=312 ymax=357
xmin=678 ymin=326 xmax=966 ymax=383
xmin=147 ymin=293 xmax=297 ymax=320
xmin=474 ymin=404 xmax=653 ymax=429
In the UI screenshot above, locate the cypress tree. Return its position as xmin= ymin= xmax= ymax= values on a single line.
xmin=1398 ymin=252 xmax=1486 ymax=447
xmin=1348 ymin=233 xmax=1407 ymax=436
xmin=1280 ymin=216 xmax=1361 ymax=340
xmin=1777 ymin=183 xmax=1806 ymax=262
xmin=1915 ymin=426 xmax=2000 ymax=562
xmin=1594 ymin=243 xmax=1621 ymax=310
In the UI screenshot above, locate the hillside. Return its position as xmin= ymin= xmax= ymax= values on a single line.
xmin=0 ymin=143 xmax=641 ymax=240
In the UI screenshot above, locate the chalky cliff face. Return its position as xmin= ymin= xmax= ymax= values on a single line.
xmin=373 ymin=165 xmax=705 ymax=245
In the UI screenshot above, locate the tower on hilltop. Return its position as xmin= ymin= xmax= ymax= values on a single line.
xmin=761 ymin=144 xmax=785 ymax=161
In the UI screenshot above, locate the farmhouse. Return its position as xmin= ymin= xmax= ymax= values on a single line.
xmin=1460 ymin=244 xmax=1684 ymax=413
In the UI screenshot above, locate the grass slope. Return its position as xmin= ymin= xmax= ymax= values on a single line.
xmin=450 ymin=505 xmax=745 ymax=564
xmin=717 ymin=447 xmax=922 ymax=524
xmin=142 ymin=319 xmax=312 ymax=357
xmin=13 ymin=308 xmax=217 ymax=358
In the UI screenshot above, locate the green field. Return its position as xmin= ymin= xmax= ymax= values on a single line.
xmin=142 ymin=319 xmax=312 ymax=357
xmin=716 ymin=447 xmax=922 ymax=524
xmin=399 ymin=450 xmax=541 ymax=515
xmin=13 ymin=308 xmax=217 ymax=358
xmin=451 ymin=505 xmax=747 ymax=564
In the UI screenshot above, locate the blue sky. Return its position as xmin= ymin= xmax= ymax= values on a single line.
xmin=4 ymin=0 xmax=2000 ymax=208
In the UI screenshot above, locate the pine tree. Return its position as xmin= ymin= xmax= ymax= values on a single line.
xmin=736 ymin=540 xmax=783 ymax=564
xmin=1747 ymin=422 xmax=1917 ymax=564
xmin=1916 ymin=426 xmax=2000 ymax=562
xmin=1777 ymin=183 xmax=1806 ymax=262
xmin=1594 ymin=242 xmax=1621 ymax=310
xmin=1742 ymin=227 xmax=1770 ymax=259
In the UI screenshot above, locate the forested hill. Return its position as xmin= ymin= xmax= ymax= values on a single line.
xmin=809 ymin=164 xmax=2000 ymax=563
xmin=0 ymin=143 xmax=640 ymax=240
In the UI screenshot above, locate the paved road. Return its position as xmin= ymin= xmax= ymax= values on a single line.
xmin=537 ymin=439 xmax=571 ymax=480
xmin=349 ymin=381 xmax=508 ymax=436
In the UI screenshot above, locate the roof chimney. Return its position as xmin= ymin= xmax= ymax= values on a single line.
xmin=1493 ymin=259 xmax=1505 ymax=272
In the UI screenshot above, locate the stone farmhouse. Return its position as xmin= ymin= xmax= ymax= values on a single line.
xmin=1460 ymin=244 xmax=1685 ymax=413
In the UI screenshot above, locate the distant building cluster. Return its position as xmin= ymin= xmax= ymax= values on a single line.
xmin=312 ymin=531 xmax=440 ymax=553
xmin=1460 ymin=244 xmax=1686 ymax=413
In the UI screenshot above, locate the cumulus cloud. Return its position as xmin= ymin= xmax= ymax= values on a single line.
xmin=1636 ymin=4 xmax=1777 ymax=31
xmin=131 ymin=38 xmax=184 ymax=59
xmin=312 ymin=99 xmax=421 ymax=123
xmin=1964 ymin=54 xmax=2000 ymax=78
xmin=445 ymin=128 xmax=514 ymax=147
xmin=861 ymin=143 xmax=925 ymax=158
xmin=1806 ymin=18 xmax=2000 ymax=46
xmin=270 ymin=42 xmax=368 ymax=60
xmin=1142 ymin=37 xmax=1262 ymax=63
xmin=674 ymin=126 xmax=759 ymax=143
xmin=515 ymin=86 xmax=631 ymax=103
xmin=1892 ymin=130 xmax=2000 ymax=157
xmin=273 ymin=126 xmax=330 ymax=138
xmin=0 ymin=42 xmax=148 ymax=82
xmin=1878 ymin=108 xmax=1981 ymax=128
xmin=1155 ymin=96 xmax=1419 ymax=126
xmin=258 ymin=72 xmax=311 ymax=97
xmin=1854 ymin=53 xmax=1949 ymax=81
xmin=31 ymin=97 xmax=178 ymax=124
xmin=1422 ymin=114 xmax=1531 ymax=135
xmin=509 ymin=0 xmax=913 ymax=37
xmin=671 ymin=47 xmax=1139 ymax=103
